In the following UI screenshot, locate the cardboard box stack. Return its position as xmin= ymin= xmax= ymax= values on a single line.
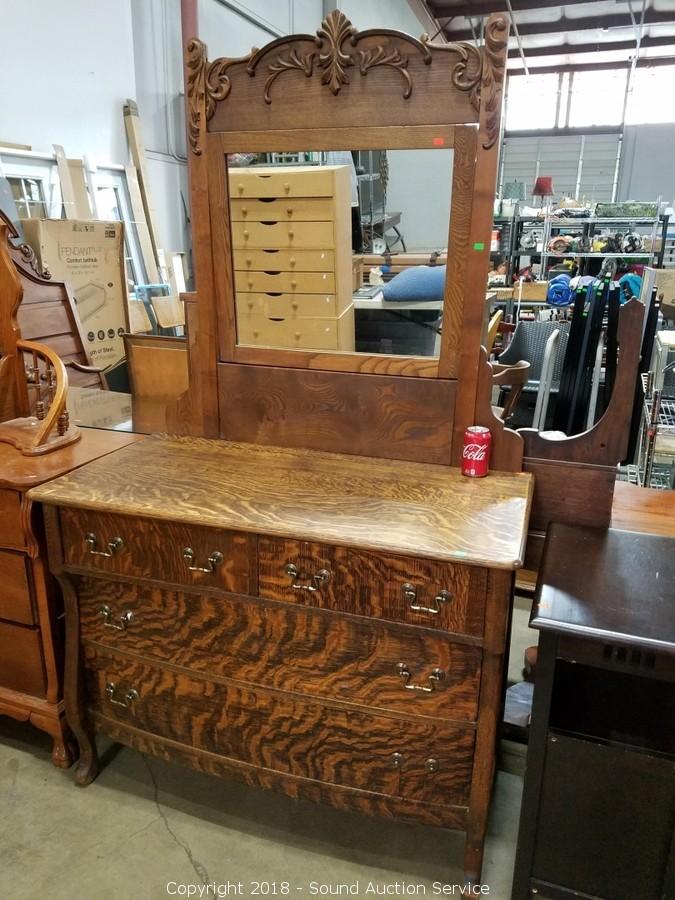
xmin=21 ymin=218 xmax=129 ymax=370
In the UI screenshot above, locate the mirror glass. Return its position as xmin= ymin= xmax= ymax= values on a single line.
xmin=228 ymin=148 xmax=454 ymax=358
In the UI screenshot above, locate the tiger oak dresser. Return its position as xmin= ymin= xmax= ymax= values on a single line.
xmin=31 ymin=435 xmax=531 ymax=883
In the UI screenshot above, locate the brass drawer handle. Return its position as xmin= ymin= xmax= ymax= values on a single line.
xmin=284 ymin=562 xmax=331 ymax=592
xmin=402 ymin=583 xmax=452 ymax=615
xmin=396 ymin=663 xmax=446 ymax=692
xmin=425 ymin=758 xmax=439 ymax=773
xmin=98 ymin=604 xmax=133 ymax=631
xmin=183 ymin=548 xmax=224 ymax=574
xmin=105 ymin=682 xmax=139 ymax=708
xmin=85 ymin=532 xmax=124 ymax=558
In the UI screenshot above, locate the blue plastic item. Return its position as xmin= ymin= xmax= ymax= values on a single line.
xmin=547 ymin=273 xmax=573 ymax=307
xmin=381 ymin=265 xmax=446 ymax=302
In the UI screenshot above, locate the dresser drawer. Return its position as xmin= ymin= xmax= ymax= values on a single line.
xmin=0 ymin=490 xmax=25 ymax=549
xmin=231 ymin=197 xmax=335 ymax=222
xmin=232 ymin=221 xmax=334 ymax=250
xmin=235 ymin=270 xmax=336 ymax=295
xmin=236 ymin=292 xmax=342 ymax=320
xmin=233 ymin=248 xmax=335 ymax=272
xmin=60 ymin=509 xmax=253 ymax=594
xmin=85 ymin=646 xmax=475 ymax=806
xmin=259 ymin=538 xmax=487 ymax=637
xmin=229 ymin=168 xmax=336 ymax=199
xmin=0 ymin=550 xmax=34 ymax=625
xmin=237 ymin=306 xmax=354 ymax=352
xmin=0 ymin=621 xmax=45 ymax=696
xmin=77 ymin=578 xmax=481 ymax=722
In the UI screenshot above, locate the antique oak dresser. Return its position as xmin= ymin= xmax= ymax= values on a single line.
xmin=32 ymin=436 xmax=531 ymax=884
xmin=29 ymin=6 xmax=540 ymax=886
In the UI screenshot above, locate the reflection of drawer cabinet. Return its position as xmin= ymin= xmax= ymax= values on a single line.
xmin=32 ymin=435 xmax=532 ymax=885
xmin=229 ymin=165 xmax=354 ymax=352
xmin=237 ymin=305 xmax=354 ymax=351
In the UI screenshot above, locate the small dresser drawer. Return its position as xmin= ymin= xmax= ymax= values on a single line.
xmin=0 ymin=551 xmax=34 ymax=625
xmin=233 ymin=248 xmax=335 ymax=272
xmin=77 ymin=577 xmax=481 ymax=722
xmin=232 ymin=220 xmax=334 ymax=250
xmin=85 ymin=646 xmax=475 ymax=806
xmin=60 ymin=508 xmax=253 ymax=594
xmin=0 ymin=621 xmax=45 ymax=696
xmin=0 ymin=490 xmax=25 ymax=549
xmin=237 ymin=312 xmax=346 ymax=351
xmin=235 ymin=270 xmax=336 ymax=295
xmin=229 ymin=168 xmax=336 ymax=199
xmin=231 ymin=197 xmax=335 ymax=222
xmin=259 ymin=538 xmax=487 ymax=637
xmin=236 ymin=292 xmax=342 ymax=320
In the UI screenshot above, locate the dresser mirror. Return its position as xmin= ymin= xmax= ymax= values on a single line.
xmin=227 ymin=148 xmax=454 ymax=357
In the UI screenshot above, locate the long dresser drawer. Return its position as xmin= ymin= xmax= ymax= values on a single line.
xmin=232 ymin=221 xmax=334 ymax=250
xmin=0 ymin=489 xmax=25 ymax=549
xmin=237 ymin=306 xmax=354 ymax=351
xmin=259 ymin=537 xmax=487 ymax=637
xmin=235 ymin=270 xmax=336 ymax=295
xmin=236 ymin=292 xmax=342 ymax=319
xmin=0 ymin=621 xmax=45 ymax=696
xmin=85 ymin=646 xmax=475 ymax=806
xmin=77 ymin=577 xmax=481 ymax=722
xmin=229 ymin=168 xmax=336 ymax=199
xmin=0 ymin=550 xmax=34 ymax=625
xmin=233 ymin=248 xmax=335 ymax=272
xmin=60 ymin=509 xmax=254 ymax=594
xmin=231 ymin=197 xmax=335 ymax=222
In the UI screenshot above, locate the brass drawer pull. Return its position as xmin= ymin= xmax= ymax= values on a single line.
xmin=284 ymin=562 xmax=331 ymax=592
xmin=183 ymin=548 xmax=224 ymax=574
xmin=391 ymin=752 xmax=405 ymax=769
xmin=85 ymin=532 xmax=124 ymax=558
xmin=425 ymin=758 xmax=439 ymax=773
xmin=396 ymin=663 xmax=446 ymax=692
xmin=98 ymin=604 xmax=133 ymax=631
xmin=402 ymin=583 xmax=452 ymax=615
xmin=105 ymin=682 xmax=139 ymax=708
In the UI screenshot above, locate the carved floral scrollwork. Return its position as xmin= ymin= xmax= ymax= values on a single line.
xmin=246 ymin=9 xmax=434 ymax=104
xmin=186 ymin=38 xmax=207 ymax=155
xmin=480 ymin=16 xmax=509 ymax=150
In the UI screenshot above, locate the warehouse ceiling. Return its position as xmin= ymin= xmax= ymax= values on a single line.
xmin=422 ymin=0 xmax=675 ymax=72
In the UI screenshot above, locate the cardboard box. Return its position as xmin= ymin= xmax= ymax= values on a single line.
xmin=21 ymin=218 xmax=129 ymax=369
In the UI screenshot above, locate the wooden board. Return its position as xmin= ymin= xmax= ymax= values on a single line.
xmin=30 ymin=434 xmax=533 ymax=569
xmin=218 ymin=362 xmax=455 ymax=463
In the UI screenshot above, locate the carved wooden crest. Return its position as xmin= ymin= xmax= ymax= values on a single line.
xmin=185 ymin=10 xmax=510 ymax=155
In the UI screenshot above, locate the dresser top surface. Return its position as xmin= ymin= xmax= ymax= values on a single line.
xmin=532 ymin=523 xmax=675 ymax=654
xmin=29 ymin=435 xmax=533 ymax=569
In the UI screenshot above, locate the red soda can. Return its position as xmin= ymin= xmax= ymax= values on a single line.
xmin=462 ymin=426 xmax=491 ymax=477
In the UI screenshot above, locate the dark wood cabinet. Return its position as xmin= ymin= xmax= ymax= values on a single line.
xmin=513 ymin=525 xmax=675 ymax=900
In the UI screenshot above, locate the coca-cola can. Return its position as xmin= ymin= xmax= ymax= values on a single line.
xmin=462 ymin=426 xmax=491 ymax=477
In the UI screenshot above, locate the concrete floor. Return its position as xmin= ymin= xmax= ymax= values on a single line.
xmin=0 ymin=602 xmax=535 ymax=900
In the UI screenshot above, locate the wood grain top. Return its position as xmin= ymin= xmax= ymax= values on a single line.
xmin=611 ymin=481 xmax=675 ymax=538
xmin=532 ymin=523 xmax=675 ymax=654
xmin=0 ymin=429 xmax=145 ymax=490
xmin=28 ymin=435 xmax=533 ymax=569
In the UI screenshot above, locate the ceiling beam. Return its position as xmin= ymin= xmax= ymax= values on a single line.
xmin=507 ymin=55 xmax=675 ymax=75
xmin=428 ymin=0 xmax=591 ymax=17
xmin=506 ymin=34 xmax=675 ymax=58
xmin=442 ymin=11 xmax=675 ymax=41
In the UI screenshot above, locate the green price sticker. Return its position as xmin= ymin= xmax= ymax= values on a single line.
xmin=473 ymin=242 xmax=485 ymax=250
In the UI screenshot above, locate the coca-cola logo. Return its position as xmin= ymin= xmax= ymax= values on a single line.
xmin=463 ymin=442 xmax=487 ymax=461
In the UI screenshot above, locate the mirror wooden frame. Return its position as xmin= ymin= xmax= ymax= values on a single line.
xmin=181 ymin=9 xmax=517 ymax=468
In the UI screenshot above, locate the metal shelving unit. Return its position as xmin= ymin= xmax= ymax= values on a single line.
xmin=634 ymin=372 xmax=675 ymax=490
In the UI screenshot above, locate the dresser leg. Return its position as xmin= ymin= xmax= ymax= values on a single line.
xmin=52 ymin=565 xmax=100 ymax=786
xmin=463 ymin=838 xmax=484 ymax=889
xmin=29 ymin=709 xmax=77 ymax=769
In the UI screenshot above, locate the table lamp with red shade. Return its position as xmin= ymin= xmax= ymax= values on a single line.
xmin=533 ymin=175 xmax=554 ymax=208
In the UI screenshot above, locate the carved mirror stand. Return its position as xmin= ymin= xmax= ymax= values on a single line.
xmin=181 ymin=10 xmax=519 ymax=469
